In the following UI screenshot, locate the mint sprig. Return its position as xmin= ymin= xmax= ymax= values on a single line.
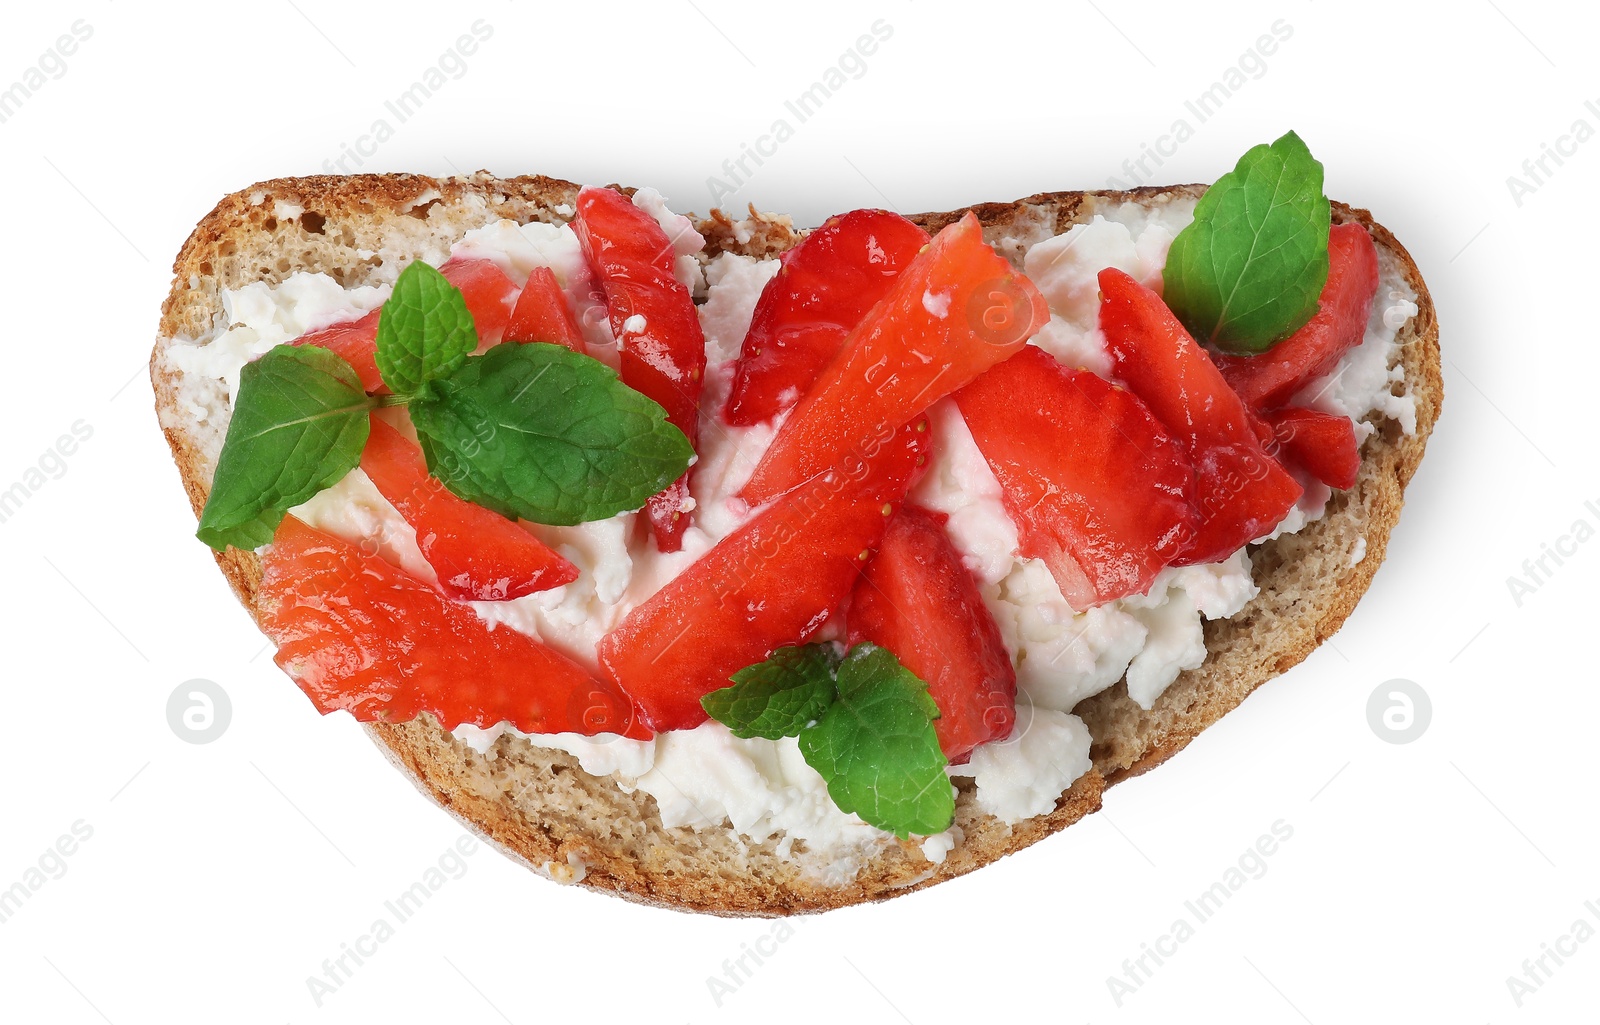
xmin=702 ymin=643 xmax=954 ymax=839
xmin=375 ymin=261 xmax=480 ymax=396
xmin=409 ymin=343 xmax=694 ymax=525
xmin=196 ymin=346 xmax=373 ymax=551
xmin=1162 ymin=130 xmax=1331 ymax=354
xmin=701 ymin=645 xmax=840 ymax=740
xmin=800 ymin=646 xmax=955 ymax=839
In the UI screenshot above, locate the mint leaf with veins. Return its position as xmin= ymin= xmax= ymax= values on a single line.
xmin=702 ymin=645 xmax=841 ymax=740
xmin=797 ymin=644 xmax=954 ymax=839
xmin=1162 ymin=130 xmax=1331 ymax=354
xmin=408 ymin=341 xmax=694 ymax=525
xmin=374 ymin=260 xmax=480 ymax=395
xmin=197 ymin=345 xmax=373 ymax=551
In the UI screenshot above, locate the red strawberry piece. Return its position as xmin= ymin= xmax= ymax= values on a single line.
xmin=723 ymin=209 xmax=929 ymax=426
xmin=596 ymin=420 xmax=931 ymax=732
xmin=1098 ymin=267 xmax=1302 ymax=564
xmin=359 ymin=416 xmax=579 ymax=601
xmin=261 ymin=516 xmax=649 ymax=738
xmin=1262 ymin=406 xmax=1361 ymax=491
xmin=739 ymin=212 xmax=1047 ymax=504
xmin=955 ymin=345 xmax=1197 ymax=608
xmin=846 ymin=505 xmax=1016 ymax=762
xmin=573 ymin=186 xmax=706 ymax=552
xmin=506 ymin=265 xmax=588 ymax=353
xmin=294 ymin=309 xmax=384 ymax=391
xmin=1212 ymin=222 xmax=1381 ymax=408
xmin=438 ymin=256 xmax=519 ymax=347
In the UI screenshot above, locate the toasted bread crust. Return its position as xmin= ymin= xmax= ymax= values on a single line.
xmin=151 ymin=173 xmax=1439 ymax=915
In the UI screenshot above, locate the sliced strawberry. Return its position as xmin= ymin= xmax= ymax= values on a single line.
xmin=438 ymin=257 xmax=519 ymax=347
xmin=1099 ymin=268 xmax=1302 ymax=564
xmin=294 ymin=309 xmax=384 ymax=391
xmin=955 ymin=346 xmax=1197 ymax=608
xmin=573 ymin=186 xmax=706 ymax=552
xmin=1263 ymin=406 xmax=1360 ymax=491
xmin=739 ymin=213 xmax=1047 ymax=504
xmin=359 ymin=416 xmax=579 ymax=601
xmin=597 ymin=420 xmax=930 ymax=732
xmin=506 ymin=265 xmax=587 ymax=353
xmin=723 ymin=209 xmax=929 ymax=426
xmin=846 ymin=505 xmax=1015 ymax=762
xmin=262 ymin=516 xmax=649 ymax=738
xmin=292 ymin=257 xmax=521 ymax=392
xmin=1212 ymin=222 xmax=1381 ymax=408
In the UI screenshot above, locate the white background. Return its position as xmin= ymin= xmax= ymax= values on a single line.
xmin=0 ymin=0 xmax=1594 ymax=1021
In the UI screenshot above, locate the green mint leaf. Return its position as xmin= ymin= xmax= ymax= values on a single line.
xmin=702 ymin=645 xmax=841 ymax=740
xmin=409 ymin=342 xmax=694 ymax=525
xmin=196 ymin=346 xmax=373 ymax=551
xmin=798 ymin=644 xmax=954 ymax=839
xmin=375 ymin=260 xmax=480 ymax=395
xmin=1162 ymin=130 xmax=1332 ymax=354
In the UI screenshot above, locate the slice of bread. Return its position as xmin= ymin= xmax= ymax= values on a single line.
xmin=151 ymin=173 xmax=1440 ymax=915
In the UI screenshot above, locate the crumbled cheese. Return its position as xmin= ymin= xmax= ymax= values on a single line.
xmin=950 ymin=704 xmax=1093 ymax=820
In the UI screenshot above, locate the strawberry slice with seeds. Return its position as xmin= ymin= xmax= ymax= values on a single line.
xmin=574 ymin=186 xmax=706 ymax=552
xmin=955 ymin=346 xmax=1197 ymax=608
xmin=846 ymin=505 xmax=1016 ymax=762
xmin=596 ymin=420 xmax=931 ymax=732
xmin=738 ymin=212 xmax=1047 ymax=505
xmin=359 ymin=416 xmax=579 ymax=601
xmin=724 ymin=209 xmax=929 ymax=426
xmin=506 ymin=265 xmax=587 ymax=353
xmin=1211 ymin=222 xmax=1381 ymax=408
xmin=1099 ymin=267 xmax=1302 ymax=564
xmin=1262 ymin=406 xmax=1361 ymax=490
xmin=262 ymin=516 xmax=648 ymax=738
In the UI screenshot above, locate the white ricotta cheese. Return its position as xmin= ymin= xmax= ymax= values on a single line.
xmin=631 ymin=186 xmax=707 ymax=294
xmin=950 ymin=704 xmax=1093 ymax=821
xmin=627 ymin=724 xmax=889 ymax=874
xmin=1022 ymin=214 xmax=1170 ymax=331
xmin=451 ymin=217 xmax=589 ymax=289
xmin=1029 ymin=315 xmax=1116 ymax=379
xmin=166 ymin=273 xmax=386 ymax=407
xmin=699 ymin=253 xmax=781 ymax=364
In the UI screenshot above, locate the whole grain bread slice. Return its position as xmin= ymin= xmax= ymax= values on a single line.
xmin=151 ymin=172 xmax=1440 ymax=915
